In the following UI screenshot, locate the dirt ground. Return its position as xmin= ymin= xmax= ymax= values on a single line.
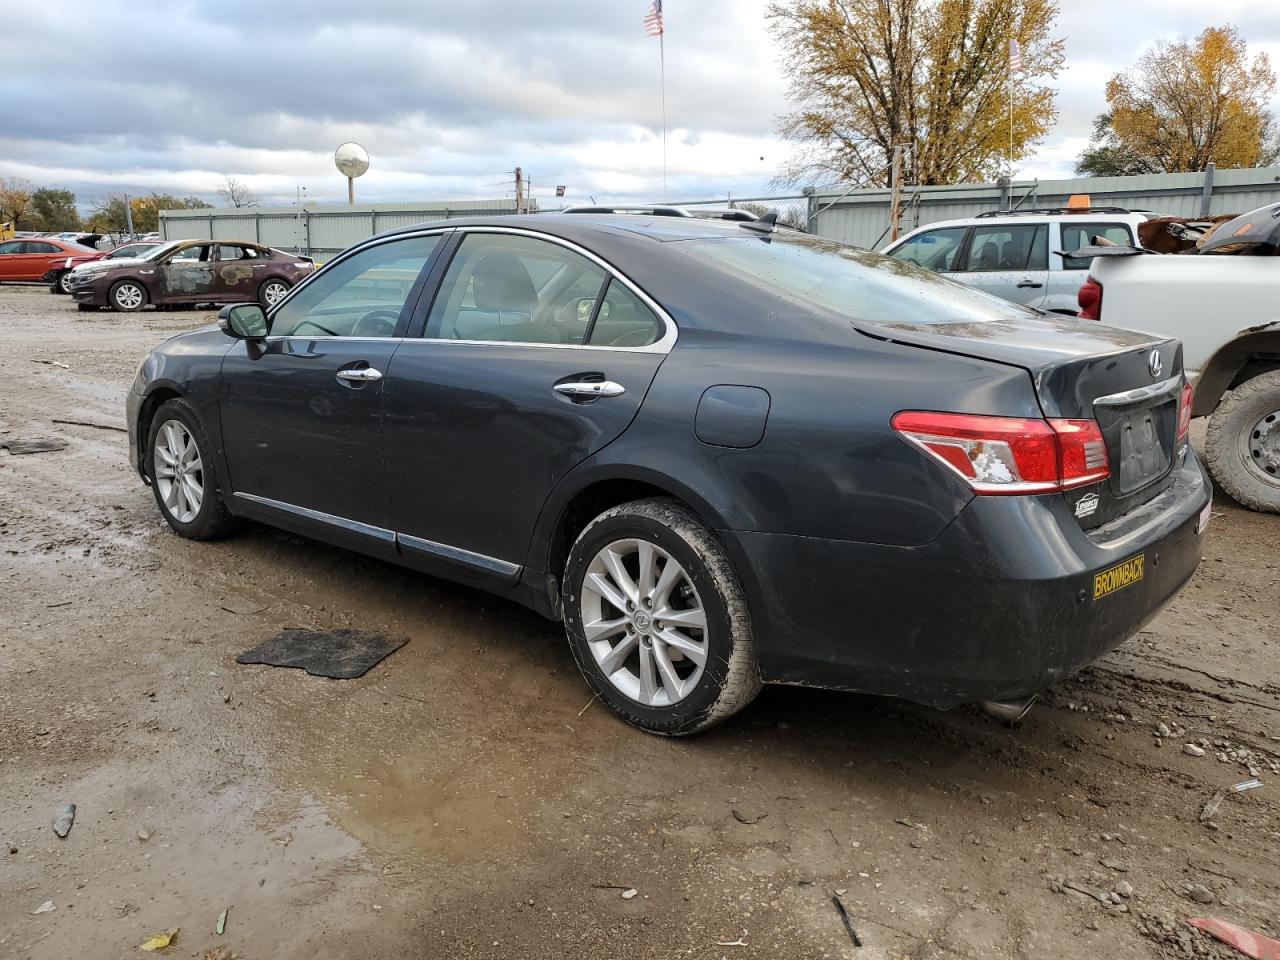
xmin=1 ymin=283 xmax=1277 ymax=960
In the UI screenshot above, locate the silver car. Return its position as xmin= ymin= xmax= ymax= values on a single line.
xmin=882 ymin=207 xmax=1155 ymax=314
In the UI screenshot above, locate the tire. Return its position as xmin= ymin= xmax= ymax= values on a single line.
xmin=145 ymin=398 xmax=236 ymax=540
xmin=1204 ymin=370 xmax=1280 ymax=514
xmin=109 ymin=279 xmax=148 ymax=312
xmin=51 ymin=271 xmax=73 ymax=295
xmin=562 ymin=498 xmax=761 ymax=735
xmin=259 ymin=278 xmax=290 ymax=309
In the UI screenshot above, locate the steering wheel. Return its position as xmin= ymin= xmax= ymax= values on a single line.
xmin=352 ymin=308 xmax=400 ymax=338
xmin=293 ymin=318 xmax=339 ymax=337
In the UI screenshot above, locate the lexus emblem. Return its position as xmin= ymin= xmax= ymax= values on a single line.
xmin=1148 ymin=349 xmax=1163 ymax=379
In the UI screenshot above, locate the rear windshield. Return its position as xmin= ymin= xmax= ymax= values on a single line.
xmin=683 ymin=234 xmax=1038 ymax=325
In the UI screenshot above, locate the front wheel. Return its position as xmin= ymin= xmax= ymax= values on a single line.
xmin=1205 ymin=371 xmax=1280 ymax=514
xmin=259 ymin=278 xmax=290 ymax=308
xmin=109 ymin=279 xmax=148 ymax=312
xmin=145 ymin=399 xmax=236 ymax=539
xmin=562 ymin=498 xmax=761 ymax=735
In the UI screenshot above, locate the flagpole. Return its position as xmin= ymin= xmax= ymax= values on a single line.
xmin=660 ymin=29 xmax=667 ymax=200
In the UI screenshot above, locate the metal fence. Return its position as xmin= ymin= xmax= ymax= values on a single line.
xmin=158 ymin=198 xmax=532 ymax=257
xmin=806 ymin=165 xmax=1280 ymax=250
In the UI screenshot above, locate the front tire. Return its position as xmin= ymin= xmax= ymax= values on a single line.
xmin=1205 ymin=371 xmax=1280 ymax=513
xmin=145 ymin=399 xmax=236 ymax=539
xmin=109 ymin=279 xmax=148 ymax=312
xmin=562 ymin=498 xmax=761 ymax=735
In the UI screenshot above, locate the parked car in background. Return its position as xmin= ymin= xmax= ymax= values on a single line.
xmin=126 ymin=214 xmax=1208 ymax=735
xmin=70 ymin=239 xmax=314 ymax=312
xmin=55 ymin=240 xmax=163 ymax=294
xmin=1080 ymin=202 xmax=1280 ymax=513
xmin=0 ymin=236 xmax=107 ymax=287
xmin=882 ymin=201 xmax=1156 ymax=313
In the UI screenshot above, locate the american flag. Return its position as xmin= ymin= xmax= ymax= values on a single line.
xmin=1009 ymin=38 xmax=1023 ymax=73
xmin=644 ymin=0 xmax=664 ymax=37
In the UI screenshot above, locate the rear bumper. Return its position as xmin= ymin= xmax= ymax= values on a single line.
xmin=735 ymin=452 xmax=1210 ymax=709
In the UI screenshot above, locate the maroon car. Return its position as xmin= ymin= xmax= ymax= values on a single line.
xmin=69 ymin=239 xmax=314 ymax=312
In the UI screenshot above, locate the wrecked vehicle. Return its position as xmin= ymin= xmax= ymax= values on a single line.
xmin=1081 ymin=202 xmax=1280 ymax=513
xmin=69 ymin=239 xmax=313 ymax=312
xmin=127 ymin=214 xmax=1210 ymax=734
xmin=0 ymin=235 xmax=107 ymax=288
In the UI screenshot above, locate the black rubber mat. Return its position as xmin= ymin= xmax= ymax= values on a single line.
xmin=236 ymin=628 xmax=407 ymax=679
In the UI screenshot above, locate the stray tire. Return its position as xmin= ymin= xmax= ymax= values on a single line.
xmin=109 ymin=279 xmax=147 ymax=312
xmin=562 ymin=498 xmax=761 ymax=735
xmin=259 ymin=278 xmax=290 ymax=309
xmin=145 ymin=398 xmax=236 ymax=540
xmin=1204 ymin=370 xmax=1280 ymax=514
xmin=51 ymin=271 xmax=73 ymax=295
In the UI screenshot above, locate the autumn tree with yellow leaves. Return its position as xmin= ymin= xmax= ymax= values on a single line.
xmin=767 ymin=0 xmax=1064 ymax=187
xmin=1078 ymin=25 xmax=1279 ymax=176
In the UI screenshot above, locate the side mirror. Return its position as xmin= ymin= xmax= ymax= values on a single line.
xmin=218 ymin=303 xmax=268 ymax=340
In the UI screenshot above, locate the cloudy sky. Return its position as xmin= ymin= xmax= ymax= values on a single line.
xmin=2 ymin=0 xmax=1279 ymax=212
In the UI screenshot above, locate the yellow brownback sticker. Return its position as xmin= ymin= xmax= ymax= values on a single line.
xmin=1093 ymin=554 xmax=1145 ymax=600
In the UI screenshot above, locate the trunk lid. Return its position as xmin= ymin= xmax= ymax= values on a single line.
xmin=860 ymin=314 xmax=1184 ymax=528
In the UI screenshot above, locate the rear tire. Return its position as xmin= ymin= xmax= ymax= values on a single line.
xmin=259 ymin=278 xmax=290 ymax=308
xmin=1204 ymin=370 xmax=1280 ymax=514
xmin=562 ymin=498 xmax=761 ymax=735
xmin=51 ymin=271 xmax=73 ymax=295
xmin=109 ymin=279 xmax=147 ymax=312
xmin=145 ymin=398 xmax=236 ymax=540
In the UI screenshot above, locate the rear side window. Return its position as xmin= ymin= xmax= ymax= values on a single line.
xmin=961 ymin=224 xmax=1047 ymax=272
xmin=1060 ymin=222 xmax=1134 ymax=269
xmin=217 ymin=245 xmax=245 ymax=261
xmin=888 ymin=227 xmax=967 ymax=272
xmin=686 ymin=235 xmax=1036 ymax=327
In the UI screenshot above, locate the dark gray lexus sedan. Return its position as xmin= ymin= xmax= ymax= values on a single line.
xmin=126 ymin=213 xmax=1211 ymax=734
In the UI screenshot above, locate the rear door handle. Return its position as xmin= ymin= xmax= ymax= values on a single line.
xmin=554 ymin=380 xmax=625 ymax=399
xmin=335 ymin=368 xmax=383 ymax=383
xmin=1016 ymin=280 xmax=1043 ymax=289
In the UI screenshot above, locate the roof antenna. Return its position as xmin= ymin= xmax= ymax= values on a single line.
xmin=739 ymin=212 xmax=778 ymax=234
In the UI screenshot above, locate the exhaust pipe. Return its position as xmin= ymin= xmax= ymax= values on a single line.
xmin=980 ymin=695 xmax=1037 ymax=726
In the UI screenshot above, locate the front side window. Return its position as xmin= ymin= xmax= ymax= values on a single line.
xmin=888 ymin=227 xmax=968 ymax=272
xmin=168 ymin=245 xmax=208 ymax=263
xmin=1060 ymin=223 xmax=1134 ymax=269
xmin=425 ymin=233 xmax=607 ymax=345
xmin=270 ymin=234 xmax=440 ymax=338
xmin=0 ymin=241 xmax=22 ymax=254
xmin=961 ymin=224 xmax=1047 ymax=272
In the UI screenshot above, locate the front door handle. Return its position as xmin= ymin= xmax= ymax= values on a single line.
xmin=335 ymin=367 xmax=383 ymax=383
xmin=554 ymin=380 xmax=625 ymax=399
xmin=1016 ymin=280 xmax=1043 ymax=289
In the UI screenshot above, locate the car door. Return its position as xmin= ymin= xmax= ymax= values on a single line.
xmin=1051 ymin=221 xmax=1136 ymax=314
xmin=212 ymin=244 xmax=257 ymax=303
xmin=218 ymin=232 xmax=446 ymax=554
xmin=154 ymin=243 xmax=214 ymax=302
xmin=955 ymin=223 xmax=1049 ymax=307
xmin=0 ymin=240 xmax=25 ymax=279
xmin=381 ymin=229 xmax=671 ymax=583
xmin=18 ymin=240 xmax=62 ymax=280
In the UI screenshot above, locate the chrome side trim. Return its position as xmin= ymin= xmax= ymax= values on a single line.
xmin=445 ymin=225 xmax=679 ymax=355
xmin=231 ymin=492 xmax=396 ymax=544
xmin=396 ymin=532 xmax=521 ymax=578
xmin=1093 ymin=374 xmax=1183 ymax=408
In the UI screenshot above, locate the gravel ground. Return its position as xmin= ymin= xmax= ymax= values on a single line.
xmin=1 ymin=284 xmax=1277 ymax=960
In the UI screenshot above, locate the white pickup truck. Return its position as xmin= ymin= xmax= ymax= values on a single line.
xmin=1082 ymin=203 xmax=1280 ymax=513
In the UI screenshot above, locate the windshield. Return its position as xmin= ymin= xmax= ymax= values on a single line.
xmin=683 ymin=233 xmax=1039 ymax=326
xmin=140 ymin=240 xmax=183 ymax=262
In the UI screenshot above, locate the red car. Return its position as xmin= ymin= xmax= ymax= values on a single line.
xmin=0 ymin=236 xmax=107 ymax=290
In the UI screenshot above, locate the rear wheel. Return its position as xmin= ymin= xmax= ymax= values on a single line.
xmin=145 ymin=399 xmax=236 ymax=539
xmin=259 ymin=278 xmax=290 ymax=308
xmin=51 ymin=271 xmax=73 ymax=295
xmin=109 ymin=279 xmax=147 ymax=312
xmin=562 ymin=498 xmax=761 ymax=735
xmin=1205 ymin=370 xmax=1280 ymax=514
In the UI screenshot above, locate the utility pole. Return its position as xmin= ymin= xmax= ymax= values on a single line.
xmin=123 ymin=193 xmax=134 ymax=236
xmin=887 ymin=145 xmax=904 ymax=243
xmin=514 ymin=167 xmax=525 ymax=215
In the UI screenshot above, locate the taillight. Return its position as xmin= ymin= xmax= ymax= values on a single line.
xmin=1177 ymin=381 xmax=1193 ymax=444
xmin=1077 ymin=277 xmax=1102 ymax=320
xmin=892 ymin=411 xmax=1110 ymax=495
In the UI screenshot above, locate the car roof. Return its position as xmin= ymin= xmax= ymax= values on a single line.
xmin=377 ymin=212 xmax=765 ymax=244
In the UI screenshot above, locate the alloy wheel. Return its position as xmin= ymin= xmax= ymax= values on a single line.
xmin=580 ymin=538 xmax=708 ymax=707
xmin=1245 ymin=409 xmax=1280 ymax=487
xmin=263 ymin=281 xmax=288 ymax=306
xmin=153 ymin=419 xmax=204 ymax=523
xmin=115 ymin=283 xmax=144 ymax=310
xmin=58 ymin=272 xmax=73 ymax=294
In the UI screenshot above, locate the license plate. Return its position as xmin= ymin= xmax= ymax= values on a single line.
xmin=1117 ymin=406 xmax=1172 ymax=492
xmin=1093 ymin=554 xmax=1145 ymax=601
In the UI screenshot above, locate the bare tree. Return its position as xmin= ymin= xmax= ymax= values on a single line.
xmin=218 ymin=177 xmax=259 ymax=208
